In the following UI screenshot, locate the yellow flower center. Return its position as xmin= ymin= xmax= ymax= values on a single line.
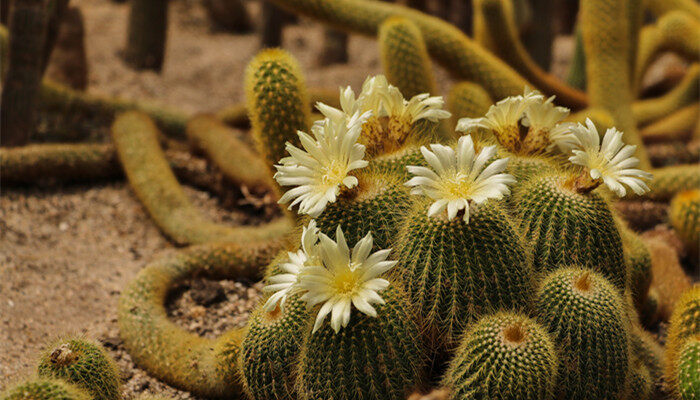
xmin=440 ymin=173 xmax=473 ymax=200
xmin=332 ymin=265 xmax=360 ymax=295
xmin=321 ymin=160 xmax=347 ymax=186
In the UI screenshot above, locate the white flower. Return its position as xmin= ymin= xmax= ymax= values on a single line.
xmin=456 ymin=89 xmax=543 ymax=134
xmin=274 ymin=113 xmax=370 ymax=217
xmin=316 ymin=75 xmax=450 ymax=130
xmin=381 ymin=85 xmax=451 ymax=124
xmin=405 ymin=135 xmax=516 ymax=223
xmin=297 ymin=226 xmax=397 ymax=333
xmin=547 ymin=122 xmax=578 ymax=152
xmin=262 ymin=220 xmax=320 ymax=312
xmin=566 ymin=119 xmax=652 ymax=197
xmin=522 ymin=95 xmax=570 ymax=132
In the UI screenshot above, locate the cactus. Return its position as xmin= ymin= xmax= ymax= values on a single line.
xmin=666 ymin=286 xmax=700 ymax=392
xmin=580 ymin=0 xmax=649 ymax=169
xmin=504 ymin=153 xmax=560 ymax=183
xmin=647 ymin=0 xmax=700 ymax=20
xmin=395 ymin=200 xmax=533 ymax=348
xmin=633 ymin=64 xmax=700 ymax=127
xmin=628 ymin=357 xmax=654 ymax=400
xmin=245 ymin=48 xmax=311 ymax=196
xmin=202 ymin=0 xmax=252 ymax=32
xmin=118 ymin=241 xmax=284 ymax=398
xmin=441 ymin=312 xmax=558 ymax=400
xmin=513 ymin=174 xmax=627 ymax=290
xmin=446 ymin=82 xmax=493 ymax=127
xmin=669 ymin=189 xmax=700 ymax=261
xmin=535 ymin=266 xmax=631 ymax=400
xmin=617 ymin=220 xmax=652 ymax=308
xmin=185 ymin=115 xmax=271 ymax=194
xmin=296 ymin=286 xmax=426 ymax=400
xmin=1 ymin=378 xmax=90 ymax=400
xmin=677 ymin=336 xmax=700 ymax=400
xmin=112 ymin=111 xmax=292 ymax=245
xmin=239 ymin=295 xmax=309 ymax=400
xmin=37 ymin=337 xmax=121 ymax=400
xmin=631 ymin=324 xmax=664 ymax=386
xmin=379 ymin=17 xmax=437 ymax=100
xmin=566 ymin=28 xmax=586 ymax=90
xmin=643 ymin=164 xmax=700 ymax=201
xmin=1 ymin=0 xmax=49 ymax=147
xmin=124 ymin=0 xmax=168 ymax=70
xmin=44 ymin=6 xmax=89 ymax=91
xmin=635 ymin=11 xmax=700 ymax=87
xmin=474 ymin=0 xmax=587 ymax=109
xmin=641 ymin=104 xmax=699 ymax=143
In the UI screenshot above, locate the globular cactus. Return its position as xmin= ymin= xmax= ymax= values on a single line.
xmin=618 ymin=220 xmax=652 ymax=308
xmin=631 ymin=324 xmax=665 ymax=387
xmin=628 ymin=357 xmax=654 ymax=400
xmin=666 ymin=286 xmax=700 ymax=396
xmin=296 ymin=286 xmax=426 ymax=400
xmin=441 ymin=312 xmax=558 ymax=400
xmin=513 ymin=174 xmax=627 ymax=290
xmin=1 ymin=379 xmax=90 ymax=400
xmin=395 ymin=199 xmax=533 ymax=348
xmin=446 ymin=82 xmax=493 ymax=126
xmin=379 ymin=16 xmax=437 ymax=100
xmin=37 ymin=337 xmax=121 ymax=400
xmin=669 ymin=189 xmax=700 ymax=260
xmin=535 ymin=266 xmax=631 ymax=400
xmin=643 ymin=164 xmax=700 ymax=201
xmin=677 ymin=336 xmax=700 ymax=400
xmin=239 ymin=295 xmax=309 ymax=400
xmin=245 ymin=48 xmax=311 ymax=196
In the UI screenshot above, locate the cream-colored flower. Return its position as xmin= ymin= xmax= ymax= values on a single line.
xmin=566 ymin=119 xmax=652 ymax=196
xmin=274 ymin=113 xmax=370 ymax=217
xmin=262 ymin=220 xmax=320 ymax=312
xmin=522 ymin=95 xmax=570 ymax=132
xmin=405 ymin=135 xmax=516 ymax=223
xmin=297 ymin=226 xmax=397 ymax=333
xmin=315 ymin=75 xmax=389 ymax=127
xmin=456 ymin=89 xmax=543 ymax=134
xmin=381 ymin=85 xmax=451 ymax=124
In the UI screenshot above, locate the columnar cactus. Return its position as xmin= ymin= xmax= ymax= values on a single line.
xmin=441 ymin=312 xmax=558 ymax=400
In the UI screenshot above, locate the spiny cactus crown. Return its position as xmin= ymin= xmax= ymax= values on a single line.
xmin=264 ymin=220 xmax=398 ymax=333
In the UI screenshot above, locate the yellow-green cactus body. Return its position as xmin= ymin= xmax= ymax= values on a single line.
xmin=666 ymin=286 xmax=700 ymax=398
xmin=631 ymin=324 xmax=665 ymax=388
xmin=677 ymin=337 xmax=700 ymax=400
xmin=633 ymin=64 xmax=700 ymax=127
xmin=644 ymin=164 xmax=700 ymax=201
xmin=296 ymin=286 xmax=426 ymax=400
xmin=670 ymin=189 xmax=700 ymax=260
xmin=394 ymin=200 xmax=534 ymax=349
xmin=641 ymin=104 xmax=699 ymax=143
xmin=505 ymin=154 xmax=561 ymax=184
xmin=267 ymin=0 xmax=539 ymax=103
xmin=513 ymin=174 xmax=627 ymax=290
xmin=1 ymin=379 xmax=90 ymax=400
xmin=580 ymin=0 xmax=650 ymax=169
xmin=240 ymin=295 xmax=309 ymax=400
xmin=628 ymin=357 xmax=654 ymax=400
xmin=647 ymin=0 xmax=700 ymax=20
xmin=441 ymin=312 xmax=558 ymax=400
xmin=37 ymin=338 xmax=120 ymax=400
xmin=446 ymin=81 xmax=493 ymax=128
xmin=475 ymin=0 xmax=588 ymax=109
xmin=536 ymin=266 xmax=631 ymax=400
xmin=118 ymin=241 xmax=284 ymax=398
xmin=379 ymin=16 xmax=436 ymax=99
xmin=112 ymin=111 xmax=291 ymax=245
xmin=245 ymin=49 xmax=311 ymax=192
xmin=619 ymin=222 xmax=652 ymax=308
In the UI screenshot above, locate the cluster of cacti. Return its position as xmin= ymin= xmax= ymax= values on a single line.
xmin=4 ymin=0 xmax=700 ymax=399
xmin=1 ymin=337 xmax=120 ymax=400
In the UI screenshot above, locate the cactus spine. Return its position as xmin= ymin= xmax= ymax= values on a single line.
xmin=669 ymin=189 xmax=700 ymax=261
xmin=447 ymin=81 xmax=493 ymax=125
xmin=677 ymin=336 xmax=700 ymax=400
xmin=395 ymin=200 xmax=533 ymax=348
xmin=296 ymin=286 xmax=426 ymax=400
xmin=643 ymin=164 xmax=700 ymax=201
xmin=1 ymin=379 xmax=90 ymax=400
xmin=666 ymin=286 xmax=700 ymax=395
xmin=245 ymin=48 xmax=311 ymax=196
xmin=441 ymin=312 xmax=558 ymax=400
xmin=37 ymin=338 xmax=121 ymax=400
xmin=379 ymin=16 xmax=437 ymax=100
xmin=240 ymin=295 xmax=310 ymax=400
xmin=536 ymin=266 xmax=631 ymax=400
xmin=513 ymin=174 xmax=627 ymax=290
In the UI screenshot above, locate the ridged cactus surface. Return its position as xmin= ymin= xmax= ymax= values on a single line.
xmin=37 ymin=338 xmax=121 ymax=400
xmin=296 ymin=286 xmax=425 ymax=400
xmin=536 ymin=267 xmax=630 ymax=400
xmin=677 ymin=337 xmax=700 ymax=400
xmin=395 ymin=200 xmax=533 ymax=348
xmin=513 ymin=175 xmax=627 ymax=290
xmin=1 ymin=379 xmax=90 ymax=400
xmin=442 ymin=312 xmax=557 ymax=400
xmin=666 ymin=286 xmax=700 ymax=396
xmin=669 ymin=189 xmax=700 ymax=260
